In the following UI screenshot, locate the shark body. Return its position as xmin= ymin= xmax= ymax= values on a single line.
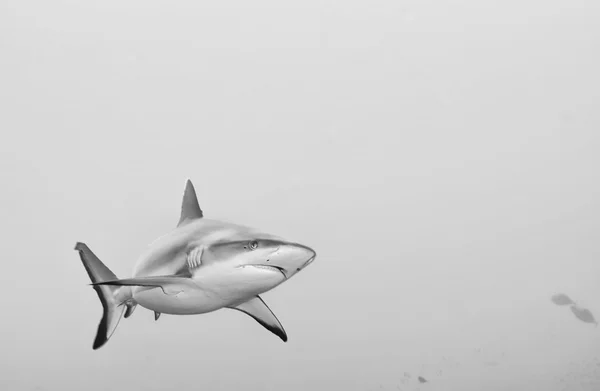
xmin=75 ymin=179 xmax=316 ymax=349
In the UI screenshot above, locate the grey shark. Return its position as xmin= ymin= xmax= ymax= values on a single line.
xmin=75 ymin=179 xmax=316 ymax=350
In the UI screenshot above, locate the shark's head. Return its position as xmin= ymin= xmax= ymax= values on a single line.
xmin=175 ymin=179 xmax=317 ymax=296
xmin=206 ymin=236 xmax=316 ymax=283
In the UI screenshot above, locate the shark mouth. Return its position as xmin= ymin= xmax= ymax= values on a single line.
xmin=240 ymin=264 xmax=287 ymax=279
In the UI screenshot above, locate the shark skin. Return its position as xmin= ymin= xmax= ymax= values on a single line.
xmin=75 ymin=179 xmax=316 ymax=350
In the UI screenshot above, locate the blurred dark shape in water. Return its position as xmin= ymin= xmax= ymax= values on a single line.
xmin=570 ymin=304 xmax=598 ymax=326
xmin=418 ymin=376 xmax=427 ymax=383
xmin=551 ymin=293 xmax=575 ymax=306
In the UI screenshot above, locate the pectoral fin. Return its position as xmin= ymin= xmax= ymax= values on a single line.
xmin=227 ymin=296 xmax=287 ymax=342
xmin=92 ymin=276 xmax=192 ymax=296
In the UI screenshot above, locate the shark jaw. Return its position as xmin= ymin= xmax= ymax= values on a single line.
xmin=235 ymin=251 xmax=316 ymax=280
xmin=237 ymin=264 xmax=288 ymax=279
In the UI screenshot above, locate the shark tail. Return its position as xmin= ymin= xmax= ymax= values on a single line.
xmin=75 ymin=242 xmax=132 ymax=350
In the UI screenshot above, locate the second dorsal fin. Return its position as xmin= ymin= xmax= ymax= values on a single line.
xmin=177 ymin=179 xmax=203 ymax=227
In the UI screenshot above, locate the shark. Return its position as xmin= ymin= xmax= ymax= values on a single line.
xmin=75 ymin=179 xmax=316 ymax=350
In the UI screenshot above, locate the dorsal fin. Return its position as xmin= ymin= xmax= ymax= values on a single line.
xmin=177 ymin=179 xmax=203 ymax=227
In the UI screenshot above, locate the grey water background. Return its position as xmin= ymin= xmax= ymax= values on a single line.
xmin=1 ymin=1 xmax=600 ymax=390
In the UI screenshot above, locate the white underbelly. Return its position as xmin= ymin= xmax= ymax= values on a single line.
xmin=132 ymin=285 xmax=225 ymax=314
xmin=131 ymin=264 xmax=284 ymax=315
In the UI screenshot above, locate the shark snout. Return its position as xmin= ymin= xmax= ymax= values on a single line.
xmin=300 ymin=255 xmax=315 ymax=270
xmin=287 ymin=243 xmax=316 ymax=272
xmin=266 ymin=242 xmax=316 ymax=277
xmin=296 ymin=244 xmax=316 ymax=269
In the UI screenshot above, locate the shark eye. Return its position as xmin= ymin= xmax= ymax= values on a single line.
xmin=249 ymin=240 xmax=259 ymax=250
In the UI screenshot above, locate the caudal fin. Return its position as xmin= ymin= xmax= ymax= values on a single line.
xmin=75 ymin=242 xmax=130 ymax=350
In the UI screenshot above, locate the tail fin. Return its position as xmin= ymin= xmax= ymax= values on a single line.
xmin=75 ymin=242 xmax=130 ymax=350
